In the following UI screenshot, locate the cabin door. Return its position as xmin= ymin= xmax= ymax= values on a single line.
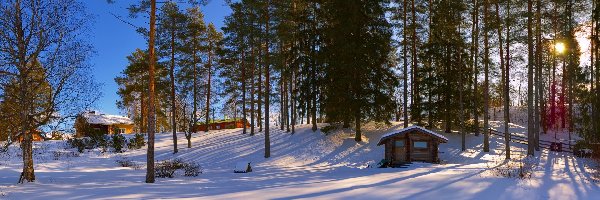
xmin=394 ymin=140 xmax=407 ymax=163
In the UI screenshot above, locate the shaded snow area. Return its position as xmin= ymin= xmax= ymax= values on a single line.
xmin=1 ymin=122 xmax=599 ymax=199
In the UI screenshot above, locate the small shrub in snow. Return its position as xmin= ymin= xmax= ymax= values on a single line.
xmin=183 ymin=162 xmax=203 ymax=177
xmin=320 ymin=125 xmax=337 ymax=135
xmin=67 ymin=138 xmax=86 ymax=153
xmin=487 ymin=156 xmax=536 ymax=179
xmin=115 ymin=157 xmax=142 ymax=169
xmin=128 ymin=133 xmax=145 ymax=150
xmin=53 ymin=151 xmax=79 ymax=160
xmin=111 ymin=134 xmax=126 ymax=153
xmin=155 ymin=159 xmax=202 ymax=178
xmin=155 ymin=160 xmax=179 ymax=178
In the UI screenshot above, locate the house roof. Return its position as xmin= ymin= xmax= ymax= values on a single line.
xmin=83 ymin=111 xmax=134 ymax=126
xmin=377 ymin=126 xmax=449 ymax=146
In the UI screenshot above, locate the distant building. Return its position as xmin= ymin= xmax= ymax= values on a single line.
xmin=194 ymin=118 xmax=250 ymax=132
xmin=1 ymin=129 xmax=45 ymax=142
xmin=17 ymin=130 xmax=45 ymax=142
xmin=377 ymin=126 xmax=448 ymax=164
xmin=75 ymin=111 xmax=134 ymax=137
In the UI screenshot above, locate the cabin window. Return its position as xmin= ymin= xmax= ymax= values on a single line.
xmin=117 ymin=128 xmax=126 ymax=134
xmin=395 ymin=140 xmax=405 ymax=147
xmin=414 ymin=141 xmax=428 ymax=149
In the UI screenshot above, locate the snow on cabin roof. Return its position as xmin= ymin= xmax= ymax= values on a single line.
xmin=377 ymin=125 xmax=449 ymax=146
xmin=83 ymin=112 xmax=134 ymax=125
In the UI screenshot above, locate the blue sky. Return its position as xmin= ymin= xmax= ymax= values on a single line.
xmin=83 ymin=0 xmax=231 ymax=115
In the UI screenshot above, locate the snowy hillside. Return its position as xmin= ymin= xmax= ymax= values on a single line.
xmin=0 ymin=122 xmax=599 ymax=199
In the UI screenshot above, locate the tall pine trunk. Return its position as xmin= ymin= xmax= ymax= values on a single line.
xmin=403 ymin=0 xmax=409 ymax=128
xmin=494 ymin=0 xmax=509 ymax=159
xmin=250 ymin=47 xmax=256 ymax=136
xmin=459 ymin=24 xmax=466 ymax=152
xmin=503 ymin=0 xmax=511 ymax=160
xmin=527 ymin=0 xmax=535 ymax=156
xmin=472 ymin=0 xmax=480 ymax=136
xmin=146 ymin=0 xmax=157 ymax=183
xmin=411 ymin=0 xmax=419 ymax=124
xmin=242 ymin=51 xmax=247 ymax=134
xmin=170 ymin=22 xmax=178 ymax=154
xmin=205 ymin=41 xmax=213 ymax=132
xmin=264 ymin=0 xmax=271 ymax=158
xmin=483 ymin=0 xmax=490 ymax=152
xmin=534 ymin=0 xmax=542 ymax=150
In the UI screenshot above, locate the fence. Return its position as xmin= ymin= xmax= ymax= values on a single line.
xmin=483 ymin=128 xmax=573 ymax=154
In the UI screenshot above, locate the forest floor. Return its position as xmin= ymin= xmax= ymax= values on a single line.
xmin=0 ymin=121 xmax=599 ymax=200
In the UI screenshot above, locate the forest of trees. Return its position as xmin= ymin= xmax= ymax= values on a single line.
xmin=1 ymin=0 xmax=599 ymax=183
xmin=115 ymin=0 xmax=600 ymax=182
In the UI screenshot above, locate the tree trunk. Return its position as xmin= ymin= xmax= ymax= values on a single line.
xmin=170 ymin=22 xmax=178 ymax=154
xmin=472 ymin=0 xmax=480 ymax=136
xmin=13 ymin=0 xmax=35 ymax=183
xmin=146 ymin=0 xmax=157 ymax=184
xmin=264 ymin=0 xmax=271 ymax=158
xmin=459 ymin=25 xmax=466 ymax=152
xmin=483 ymin=0 xmax=490 ymax=152
xmin=291 ymin=69 xmax=296 ymax=134
xmin=258 ymin=44 xmax=263 ymax=133
xmin=534 ymin=0 xmax=541 ymax=150
xmin=527 ymin=0 xmax=535 ymax=156
xmin=250 ymin=47 xmax=256 ymax=136
xmin=411 ymin=0 xmax=419 ymax=124
xmin=205 ymin=41 xmax=213 ymax=132
xmin=355 ymin=109 xmax=362 ymax=142
xmin=242 ymin=50 xmax=247 ymax=134
xmin=494 ymin=0 xmax=509 ymax=159
xmin=591 ymin=0 xmax=597 ymax=140
xmin=503 ymin=0 xmax=511 ymax=160
xmin=403 ymin=0 xmax=409 ymax=128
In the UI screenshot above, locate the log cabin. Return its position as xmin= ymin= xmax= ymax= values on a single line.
xmin=75 ymin=111 xmax=134 ymax=137
xmin=377 ymin=126 xmax=448 ymax=164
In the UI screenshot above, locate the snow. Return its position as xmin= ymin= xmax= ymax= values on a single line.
xmin=83 ymin=112 xmax=134 ymax=125
xmin=0 ymin=122 xmax=599 ymax=199
xmin=377 ymin=125 xmax=449 ymax=145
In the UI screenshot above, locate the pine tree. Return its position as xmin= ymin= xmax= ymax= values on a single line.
xmin=156 ymin=1 xmax=186 ymax=154
xmin=205 ymin=23 xmax=223 ymax=132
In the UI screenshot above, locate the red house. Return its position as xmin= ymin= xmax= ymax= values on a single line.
xmin=194 ymin=119 xmax=250 ymax=132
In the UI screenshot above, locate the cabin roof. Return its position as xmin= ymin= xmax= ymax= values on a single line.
xmin=83 ymin=111 xmax=134 ymax=126
xmin=377 ymin=125 xmax=449 ymax=146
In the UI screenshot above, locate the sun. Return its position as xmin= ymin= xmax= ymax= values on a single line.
xmin=554 ymin=42 xmax=566 ymax=54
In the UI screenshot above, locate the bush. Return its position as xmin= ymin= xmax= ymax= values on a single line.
xmin=111 ymin=134 xmax=126 ymax=153
xmin=487 ymin=157 xmax=536 ymax=179
xmin=573 ymin=140 xmax=590 ymax=152
xmin=97 ymin=135 xmax=109 ymax=153
xmin=115 ymin=157 xmax=142 ymax=169
xmin=67 ymin=138 xmax=86 ymax=153
xmin=155 ymin=159 xmax=202 ymax=178
xmin=155 ymin=160 xmax=179 ymax=178
xmin=53 ymin=151 xmax=79 ymax=160
xmin=183 ymin=162 xmax=203 ymax=177
xmin=320 ymin=125 xmax=337 ymax=135
xmin=128 ymin=133 xmax=145 ymax=150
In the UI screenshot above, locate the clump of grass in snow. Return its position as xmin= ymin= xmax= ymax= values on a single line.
xmin=115 ymin=157 xmax=143 ymax=170
xmin=155 ymin=159 xmax=203 ymax=178
xmin=486 ymin=156 xmax=537 ymax=179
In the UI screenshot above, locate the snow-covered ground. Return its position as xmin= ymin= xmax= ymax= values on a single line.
xmin=0 ymin=122 xmax=598 ymax=200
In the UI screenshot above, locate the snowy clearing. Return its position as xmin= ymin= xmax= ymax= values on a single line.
xmin=0 ymin=122 xmax=599 ymax=200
